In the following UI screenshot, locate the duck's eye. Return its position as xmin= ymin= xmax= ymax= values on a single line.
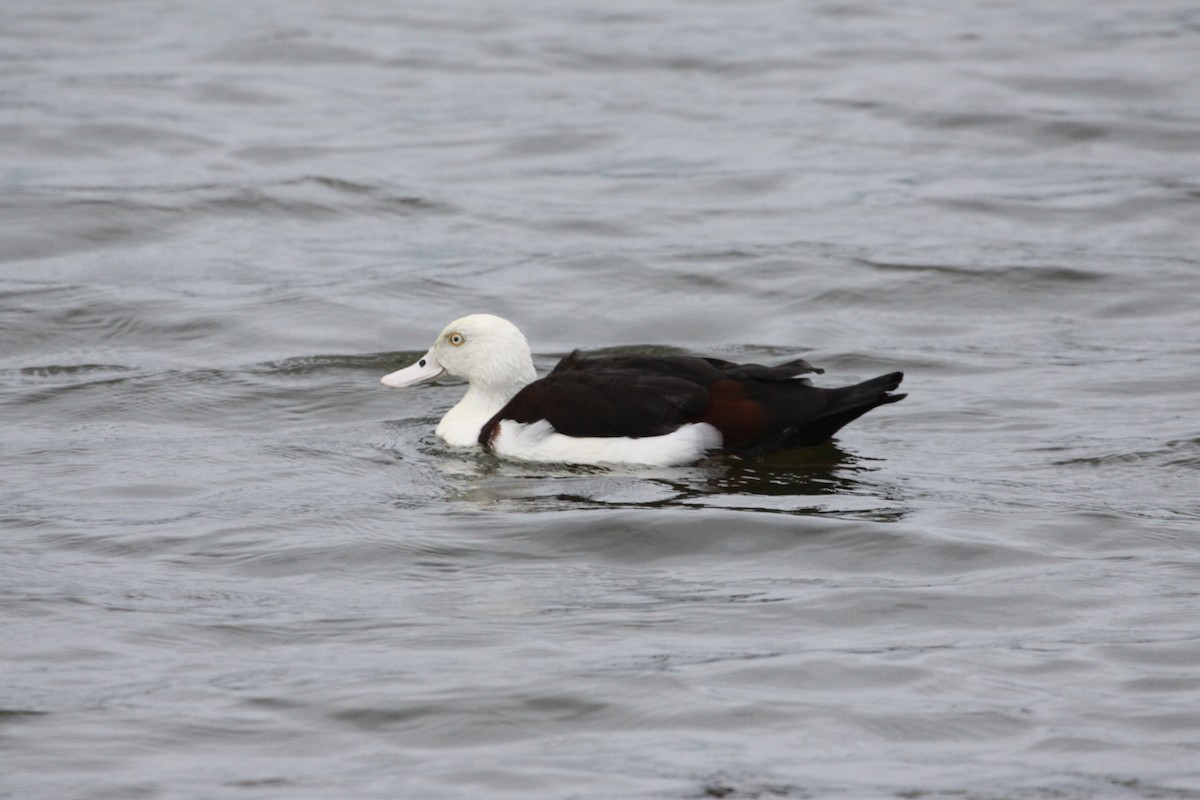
xmin=448 ymin=332 xmax=465 ymax=346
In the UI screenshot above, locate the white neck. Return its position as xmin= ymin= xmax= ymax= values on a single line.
xmin=435 ymin=368 xmax=535 ymax=448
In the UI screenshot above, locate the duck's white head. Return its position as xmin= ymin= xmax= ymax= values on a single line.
xmin=381 ymin=313 xmax=536 ymax=398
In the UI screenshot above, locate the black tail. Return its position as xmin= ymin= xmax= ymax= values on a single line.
xmin=789 ymin=371 xmax=905 ymax=446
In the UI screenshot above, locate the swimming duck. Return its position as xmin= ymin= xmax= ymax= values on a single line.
xmin=381 ymin=314 xmax=904 ymax=467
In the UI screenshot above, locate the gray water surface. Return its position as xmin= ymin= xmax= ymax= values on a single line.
xmin=3 ymin=1 xmax=1200 ymax=798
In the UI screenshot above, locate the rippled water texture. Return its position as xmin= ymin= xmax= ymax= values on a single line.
xmin=3 ymin=1 xmax=1200 ymax=798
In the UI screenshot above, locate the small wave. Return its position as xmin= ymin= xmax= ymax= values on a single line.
xmin=0 ymin=179 xmax=448 ymax=262
xmin=1054 ymin=437 xmax=1200 ymax=471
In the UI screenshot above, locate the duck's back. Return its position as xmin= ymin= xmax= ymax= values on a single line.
xmin=476 ymin=351 xmax=904 ymax=463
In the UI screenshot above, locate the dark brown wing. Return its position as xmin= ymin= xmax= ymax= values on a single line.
xmin=551 ymin=351 xmax=823 ymax=382
xmin=478 ymin=370 xmax=711 ymax=446
xmin=479 ymin=350 xmax=902 ymax=454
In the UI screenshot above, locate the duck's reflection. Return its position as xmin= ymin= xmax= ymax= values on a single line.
xmin=412 ymin=439 xmax=904 ymax=519
xmin=707 ymin=443 xmax=863 ymax=496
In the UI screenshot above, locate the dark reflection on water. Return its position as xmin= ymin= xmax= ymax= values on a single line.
xmin=413 ymin=440 xmax=905 ymax=521
xmin=709 ymin=444 xmax=873 ymax=496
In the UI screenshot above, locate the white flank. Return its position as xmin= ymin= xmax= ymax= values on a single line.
xmin=491 ymin=420 xmax=723 ymax=467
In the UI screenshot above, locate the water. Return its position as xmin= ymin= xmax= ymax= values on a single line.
xmin=3 ymin=1 xmax=1200 ymax=797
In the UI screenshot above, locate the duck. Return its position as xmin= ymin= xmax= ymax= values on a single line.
xmin=380 ymin=314 xmax=905 ymax=467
